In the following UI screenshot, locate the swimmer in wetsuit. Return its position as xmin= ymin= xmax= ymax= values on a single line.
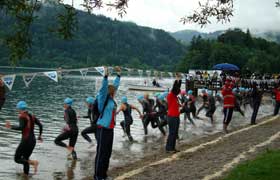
xmin=117 ymin=96 xmax=142 ymax=142
xmin=205 ymin=90 xmax=216 ymax=124
xmin=81 ymin=96 xmax=98 ymax=144
xmin=54 ymin=98 xmax=78 ymax=160
xmin=138 ymin=93 xmax=166 ymax=135
xmin=197 ymin=89 xmax=209 ymax=116
xmin=5 ymin=101 xmax=43 ymax=176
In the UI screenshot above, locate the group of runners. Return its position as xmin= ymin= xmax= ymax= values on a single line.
xmin=2 ymin=68 xmax=280 ymax=180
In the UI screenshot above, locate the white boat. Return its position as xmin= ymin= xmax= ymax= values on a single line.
xmin=128 ymin=84 xmax=168 ymax=92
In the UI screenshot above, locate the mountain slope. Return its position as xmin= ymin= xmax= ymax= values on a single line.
xmin=171 ymin=29 xmax=280 ymax=44
xmin=0 ymin=5 xmax=186 ymax=71
xmin=171 ymin=30 xmax=224 ymax=44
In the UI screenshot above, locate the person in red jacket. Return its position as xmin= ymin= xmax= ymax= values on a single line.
xmin=221 ymin=80 xmax=235 ymax=133
xmin=166 ymin=73 xmax=182 ymax=153
xmin=273 ymin=84 xmax=280 ymax=116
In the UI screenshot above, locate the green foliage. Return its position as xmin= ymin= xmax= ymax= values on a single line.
xmin=1 ymin=0 xmax=41 ymax=65
xmin=53 ymin=4 xmax=78 ymax=39
xmin=224 ymin=150 xmax=280 ymax=180
xmin=178 ymin=28 xmax=280 ymax=73
xmin=0 ymin=5 xmax=185 ymax=71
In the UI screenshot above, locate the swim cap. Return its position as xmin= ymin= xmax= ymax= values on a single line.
xmin=162 ymin=92 xmax=168 ymax=97
xmin=86 ymin=97 xmax=95 ymax=104
xmin=16 ymin=101 xmax=27 ymax=110
xmin=180 ymin=90 xmax=186 ymax=95
xmin=207 ymin=90 xmax=213 ymax=96
xmin=158 ymin=95 xmax=165 ymax=101
xmin=121 ymin=96 xmax=128 ymax=103
xmin=188 ymin=90 xmax=193 ymax=95
xmin=64 ymin=98 xmax=73 ymax=106
xmin=201 ymin=89 xmax=207 ymax=93
xmin=154 ymin=93 xmax=161 ymax=97
xmin=137 ymin=95 xmax=144 ymax=101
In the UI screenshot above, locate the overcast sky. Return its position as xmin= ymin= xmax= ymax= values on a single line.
xmin=64 ymin=0 xmax=280 ymax=33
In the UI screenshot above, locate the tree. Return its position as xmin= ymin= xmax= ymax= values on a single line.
xmin=0 ymin=0 xmax=279 ymax=65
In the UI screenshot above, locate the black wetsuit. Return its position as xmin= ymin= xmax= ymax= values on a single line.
xmin=206 ymin=95 xmax=216 ymax=122
xmin=234 ymin=93 xmax=244 ymax=116
xmin=141 ymin=99 xmax=165 ymax=135
xmin=120 ymin=103 xmax=134 ymax=141
xmin=188 ymin=95 xmax=197 ymax=118
xmin=12 ymin=112 xmax=43 ymax=175
xmin=0 ymin=84 xmax=5 ymax=111
xmin=180 ymin=95 xmax=195 ymax=125
xmin=154 ymin=99 xmax=168 ymax=128
xmin=54 ymin=106 xmax=78 ymax=158
xmin=251 ymin=87 xmax=263 ymax=124
xmin=197 ymin=93 xmax=209 ymax=115
xmin=81 ymin=104 xmax=98 ymax=143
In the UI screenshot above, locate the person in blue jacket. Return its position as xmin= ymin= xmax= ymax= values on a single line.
xmin=94 ymin=66 xmax=121 ymax=180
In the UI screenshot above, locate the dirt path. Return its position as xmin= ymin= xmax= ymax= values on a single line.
xmin=111 ymin=115 xmax=280 ymax=180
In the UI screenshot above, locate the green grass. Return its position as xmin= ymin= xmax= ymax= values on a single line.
xmin=223 ymin=150 xmax=280 ymax=180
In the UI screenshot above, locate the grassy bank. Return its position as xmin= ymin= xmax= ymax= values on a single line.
xmin=224 ymin=150 xmax=280 ymax=180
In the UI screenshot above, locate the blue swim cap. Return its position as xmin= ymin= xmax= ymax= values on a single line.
xmin=86 ymin=97 xmax=95 ymax=104
xmin=202 ymin=89 xmax=207 ymax=93
xmin=137 ymin=95 xmax=144 ymax=101
xmin=158 ymin=95 xmax=165 ymax=101
xmin=188 ymin=90 xmax=193 ymax=95
xmin=16 ymin=101 xmax=27 ymax=110
xmin=121 ymin=96 xmax=128 ymax=103
xmin=162 ymin=92 xmax=168 ymax=97
xmin=232 ymin=88 xmax=237 ymax=93
xmin=154 ymin=93 xmax=161 ymax=98
xmin=64 ymin=98 xmax=73 ymax=106
xmin=208 ymin=90 xmax=213 ymax=96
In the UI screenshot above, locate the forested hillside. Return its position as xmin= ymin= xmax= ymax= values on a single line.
xmin=0 ymin=4 xmax=186 ymax=71
xmin=177 ymin=29 xmax=280 ymax=73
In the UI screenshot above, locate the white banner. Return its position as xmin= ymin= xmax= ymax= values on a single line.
xmin=160 ymin=72 xmax=164 ymax=78
xmin=1 ymin=74 xmax=16 ymax=90
xmin=44 ymin=71 xmax=58 ymax=82
xmin=80 ymin=69 xmax=88 ymax=78
xmin=138 ymin=70 xmax=143 ymax=77
xmin=108 ymin=67 xmax=114 ymax=75
xmin=22 ymin=73 xmax=36 ymax=87
xmin=168 ymin=72 xmax=173 ymax=78
xmin=95 ymin=66 xmax=105 ymax=76
xmin=126 ymin=68 xmax=132 ymax=76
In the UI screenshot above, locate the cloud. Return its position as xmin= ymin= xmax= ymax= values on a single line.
xmin=64 ymin=0 xmax=280 ymax=32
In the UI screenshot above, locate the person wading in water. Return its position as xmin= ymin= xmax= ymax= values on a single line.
xmin=54 ymin=98 xmax=78 ymax=160
xmin=5 ymin=101 xmax=43 ymax=176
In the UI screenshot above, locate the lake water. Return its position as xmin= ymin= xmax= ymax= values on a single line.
xmin=0 ymin=75 xmax=274 ymax=180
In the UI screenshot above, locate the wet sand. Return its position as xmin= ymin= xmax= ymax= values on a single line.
xmin=110 ymin=115 xmax=280 ymax=180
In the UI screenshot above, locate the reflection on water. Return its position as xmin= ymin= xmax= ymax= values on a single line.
xmin=0 ymin=75 xmax=274 ymax=179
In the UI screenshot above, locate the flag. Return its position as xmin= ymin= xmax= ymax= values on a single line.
xmin=44 ymin=71 xmax=58 ymax=82
xmin=23 ymin=73 xmax=36 ymax=87
xmin=95 ymin=66 xmax=105 ymax=76
xmin=1 ymin=74 xmax=16 ymax=90
xmin=146 ymin=70 xmax=151 ymax=77
xmin=80 ymin=69 xmax=88 ymax=78
xmin=138 ymin=70 xmax=143 ymax=77
xmin=168 ymin=72 xmax=173 ymax=77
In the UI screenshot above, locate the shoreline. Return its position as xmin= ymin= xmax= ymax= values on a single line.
xmin=107 ymin=115 xmax=280 ymax=180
